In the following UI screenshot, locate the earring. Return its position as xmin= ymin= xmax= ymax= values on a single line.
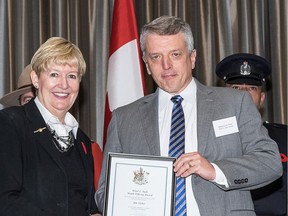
xmin=34 ymin=83 xmax=39 ymax=89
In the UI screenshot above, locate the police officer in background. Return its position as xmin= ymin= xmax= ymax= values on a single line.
xmin=216 ymin=53 xmax=287 ymax=216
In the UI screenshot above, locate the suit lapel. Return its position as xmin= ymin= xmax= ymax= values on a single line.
xmin=75 ymin=133 xmax=93 ymax=199
xmin=195 ymin=80 xmax=215 ymax=154
xmin=139 ymin=91 xmax=161 ymax=155
xmin=75 ymin=136 xmax=89 ymax=176
xmin=25 ymin=101 xmax=65 ymax=171
xmin=25 ymin=100 xmax=93 ymax=206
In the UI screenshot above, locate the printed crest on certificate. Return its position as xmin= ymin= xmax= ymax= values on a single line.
xmin=103 ymin=153 xmax=176 ymax=216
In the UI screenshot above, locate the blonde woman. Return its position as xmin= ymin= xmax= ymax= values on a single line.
xmin=0 ymin=37 xmax=100 ymax=216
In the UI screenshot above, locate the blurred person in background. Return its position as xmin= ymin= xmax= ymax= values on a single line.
xmin=0 ymin=64 xmax=35 ymax=106
xmin=216 ymin=53 xmax=287 ymax=216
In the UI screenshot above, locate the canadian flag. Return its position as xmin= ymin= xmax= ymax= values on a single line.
xmin=103 ymin=0 xmax=145 ymax=146
xmin=92 ymin=0 xmax=145 ymax=189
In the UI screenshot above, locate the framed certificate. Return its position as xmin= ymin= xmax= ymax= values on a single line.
xmin=103 ymin=153 xmax=176 ymax=216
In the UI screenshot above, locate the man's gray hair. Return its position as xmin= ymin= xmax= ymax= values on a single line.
xmin=140 ymin=16 xmax=194 ymax=56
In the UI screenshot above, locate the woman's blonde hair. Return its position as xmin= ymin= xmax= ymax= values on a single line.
xmin=31 ymin=37 xmax=86 ymax=78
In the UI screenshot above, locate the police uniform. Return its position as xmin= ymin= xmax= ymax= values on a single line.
xmin=216 ymin=53 xmax=287 ymax=216
xmin=252 ymin=122 xmax=287 ymax=216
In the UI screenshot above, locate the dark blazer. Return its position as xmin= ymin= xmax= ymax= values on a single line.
xmin=252 ymin=122 xmax=287 ymax=216
xmin=0 ymin=100 xmax=98 ymax=216
xmin=96 ymin=79 xmax=283 ymax=216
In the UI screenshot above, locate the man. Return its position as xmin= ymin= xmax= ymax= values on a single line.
xmin=0 ymin=64 xmax=35 ymax=106
xmin=96 ymin=16 xmax=282 ymax=216
xmin=215 ymin=53 xmax=270 ymax=111
xmin=216 ymin=53 xmax=287 ymax=216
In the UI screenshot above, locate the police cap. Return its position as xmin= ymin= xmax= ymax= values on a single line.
xmin=216 ymin=53 xmax=271 ymax=86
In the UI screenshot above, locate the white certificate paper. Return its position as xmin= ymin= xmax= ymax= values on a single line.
xmin=104 ymin=153 xmax=176 ymax=216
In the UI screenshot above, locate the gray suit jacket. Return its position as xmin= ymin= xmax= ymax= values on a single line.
xmin=96 ymin=79 xmax=282 ymax=216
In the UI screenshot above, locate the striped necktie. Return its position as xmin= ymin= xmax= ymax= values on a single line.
xmin=169 ymin=95 xmax=187 ymax=216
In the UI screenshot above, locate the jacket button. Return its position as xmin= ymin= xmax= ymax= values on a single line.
xmin=234 ymin=179 xmax=241 ymax=184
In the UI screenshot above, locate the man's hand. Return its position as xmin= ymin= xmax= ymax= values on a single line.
xmin=173 ymin=152 xmax=216 ymax=180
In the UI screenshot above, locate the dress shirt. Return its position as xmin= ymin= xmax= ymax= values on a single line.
xmin=158 ymin=79 xmax=228 ymax=215
xmin=34 ymin=97 xmax=79 ymax=138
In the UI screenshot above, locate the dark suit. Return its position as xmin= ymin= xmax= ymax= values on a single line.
xmin=0 ymin=100 xmax=98 ymax=216
xmin=96 ymin=79 xmax=283 ymax=216
xmin=252 ymin=122 xmax=287 ymax=216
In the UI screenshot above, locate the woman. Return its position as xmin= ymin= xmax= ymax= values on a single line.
xmin=0 ymin=37 xmax=101 ymax=216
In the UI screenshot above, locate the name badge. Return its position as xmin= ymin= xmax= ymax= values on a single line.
xmin=212 ymin=116 xmax=239 ymax=137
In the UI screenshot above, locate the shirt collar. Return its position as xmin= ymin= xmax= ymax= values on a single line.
xmin=158 ymin=79 xmax=196 ymax=111
xmin=34 ymin=97 xmax=79 ymax=137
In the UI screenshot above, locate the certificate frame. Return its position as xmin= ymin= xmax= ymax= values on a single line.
xmin=103 ymin=153 xmax=176 ymax=216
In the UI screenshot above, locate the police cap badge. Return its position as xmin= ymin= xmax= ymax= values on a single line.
xmin=216 ymin=53 xmax=271 ymax=86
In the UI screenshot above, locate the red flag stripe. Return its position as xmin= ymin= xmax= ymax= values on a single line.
xmin=109 ymin=0 xmax=139 ymax=55
xmin=91 ymin=141 xmax=103 ymax=189
xmin=103 ymin=95 xmax=111 ymax=146
xmin=103 ymin=0 xmax=145 ymax=149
